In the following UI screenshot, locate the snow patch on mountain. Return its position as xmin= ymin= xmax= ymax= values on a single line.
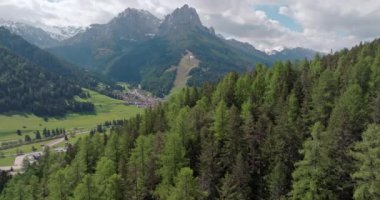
xmin=0 ymin=18 xmax=85 ymax=42
xmin=38 ymin=25 xmax=86 ymax=41
xmin=265 ymin=46 xmax=285 ymax=55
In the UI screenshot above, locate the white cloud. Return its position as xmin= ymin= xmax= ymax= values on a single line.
xmin=0 ymin=0 xmax=379 ymax=52
xmin=278 ymin=6 xmax=290 ymax=16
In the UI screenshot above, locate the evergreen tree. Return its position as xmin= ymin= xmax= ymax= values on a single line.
xmin=327 ymin=84 xmax=368 ymax=199
xmin=64 ymin=155 xmax=87 ymax=193
xmin=213 ymin=100 xmax=229 ymax=140
xmin=351 ymin=124 xmax=380 ymax=200
xmin=219 ymin=152 xmax=251 ymax=200
xmin=103 ymin=174 xmax=122 ymax=200
xmin=47 ymin=169 xmax=69 ymax=200
xmin=168 ymin=167 xmax=205 ymax=200
xmin=94 ymin=157 xmax=116 ymax=199
xmin=310 ymin=69 xmax=337 ymax=125
xmin=267 ymin=91 xmax=302 ymax=200
xmin=221 ymin=105 xmax=244 ymax=169
xmin=219 ymin=173 xmax=240 ymax=200
xmin=369 ymin=47 xmax=380 ymax=92
xmin=199 ymin=127 xmax=221 ymax=199
xmin=128 ymin=135 xmax=157 ymax=199
xmin=35 ymin=131 xmax=41 ymax=140
xmin=155 ymin=131 xmax=187 ymax=199
xmin=24 ymin=135 xmax=31 ymax=143
xmin=171 ymin=107 xmax=194 ymax=148
xmin=291 ymin=122 xmax=335 ymax=200
xmin=267 ymin=161 xmax=288 ymax=200
xmin=104 ymin=132 xmax=120 ymax=168
xmin=73 ymin=175 xmax=97 ymax=200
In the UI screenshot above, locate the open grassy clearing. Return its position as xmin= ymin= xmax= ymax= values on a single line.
xmin=0 ymin=89 xmax=142 ymax=143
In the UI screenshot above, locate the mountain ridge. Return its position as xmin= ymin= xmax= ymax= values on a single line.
xmin=48 ymin=5 xmax=318 ymax=96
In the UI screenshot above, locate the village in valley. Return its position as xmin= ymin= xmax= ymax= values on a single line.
xmin=118 ymin=85 xmax=163 ymax=108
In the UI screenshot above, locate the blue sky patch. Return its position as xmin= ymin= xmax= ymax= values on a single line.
xmin=255 ymin=4 xmax=303 ymax=32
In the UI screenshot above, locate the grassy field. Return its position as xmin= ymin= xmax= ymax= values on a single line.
xmin=0 ymin=132 xmax=90 ymax=166
xmin=1 ymin=140 xmax=51 ymax=156
xmin=0 ymin=140 xmax=52 ymax=166
xmin=0 ymin=156 xmax=15 ymax=166
xmin=0 ymin=89 xmax=142 ymax=143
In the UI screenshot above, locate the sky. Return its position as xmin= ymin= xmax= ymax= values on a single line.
xmin=0 ymin=0 xmax=379 ymax=52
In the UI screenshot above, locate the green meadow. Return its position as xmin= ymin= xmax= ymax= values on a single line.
xmin=0 ymin=89 xmax=141 ymax=166
xmin=0 ymin=130 xmax=91 ymax=166
xmin=0 ymin=89 xmax=142 ymax=143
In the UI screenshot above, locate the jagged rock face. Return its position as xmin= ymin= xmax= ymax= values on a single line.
xmin=158 ymin=4 xmax=205 ymax=36
xmin=109 ymin=8 xmax=161 ymax=40
xmin=65 ymin=8 xmax=161 ymax=45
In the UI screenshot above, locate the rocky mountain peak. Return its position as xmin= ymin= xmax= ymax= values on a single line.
xmin=117 ymin=8 xmax=154 ymax=19
xmin=108 ymin=8 xmax=160 ymax=38
xmin=170 ymin=4 xmax=202 ymax=26
xmin=159 ymin=4 xmax=204 ymax=35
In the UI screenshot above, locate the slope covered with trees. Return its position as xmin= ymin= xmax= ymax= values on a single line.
xmin=2 ymin=39 xmax=380 ymax=199
xmin=0 ymin=27 xmax=126 ymax=116
xmin=0 ymin=47 xmax=94 ymax=116
xmin=0 ymin=27 xmax=121 ymax=97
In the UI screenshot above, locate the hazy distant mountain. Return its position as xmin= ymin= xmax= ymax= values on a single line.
xmin=0 ymin=19 xmax=85 ymax=48
xmin=48 ymin=5 xmax=319 ymax=96
xmin=39 ymin=25 xmax=85 ymax=41
xmin=267 ymin=47 xmax=318 ymax=61
xmin=225 ymin=39 xmax=275 ymax=62
xmin=0 ymin=19 xmax=59 ymax=48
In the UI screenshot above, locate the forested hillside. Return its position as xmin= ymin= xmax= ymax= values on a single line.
xmin=2 ymin=39 xmax=380 ymax=199
xmin=0 ymin=27 xmax=79 ymax=77
xmin=0 ymin=47 xmax=94 ymax=116
xmin=0 ymin=27 xmax=121 ymax=96
xmin=0 ymin=27 xmax=125 ymax=116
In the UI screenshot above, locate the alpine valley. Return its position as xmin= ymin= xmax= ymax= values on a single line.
xmin=2 ymin=5 xmax=317 ymax=97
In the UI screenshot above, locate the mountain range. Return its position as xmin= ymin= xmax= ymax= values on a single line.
xmin=1 ymin=5 xmax=318 ymax=96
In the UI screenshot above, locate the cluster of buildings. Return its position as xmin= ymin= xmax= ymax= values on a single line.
xmin=123 ymin=88 xmax=162 ymax=108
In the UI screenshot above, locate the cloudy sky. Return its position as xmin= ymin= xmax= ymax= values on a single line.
xmin=0 ymin=0 xmax=379 ymax=52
